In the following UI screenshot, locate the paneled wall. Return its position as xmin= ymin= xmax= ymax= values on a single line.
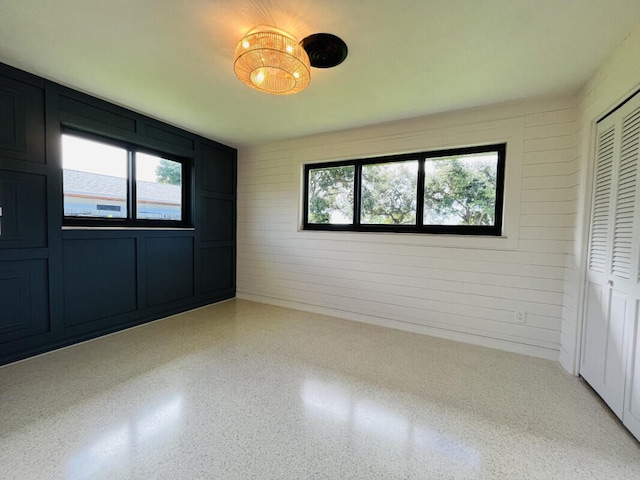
xmin=237 ymin=97 xmax=578 ymax=360
xmin=0 ymin=67 xmax=51 ymax=356
xmin=0 ymin=62 xmax=236 ymax=365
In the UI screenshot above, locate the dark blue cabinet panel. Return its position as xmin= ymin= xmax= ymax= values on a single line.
xmin=0 ymin=75 xmax=45 ymax=163
xmin=200 ymin=197 xmax=234 ymax=242
xmin=59 ymin=95 xmax=137 ymax=137
xmin=145 ymin=237 xmax=194 ymax=307
xmin=200 ymin=246 xmax=234 ymax=294
xmin=0 ymin=259 xmax=49 ymax=343
xmin=0 ymin=170 xmax=47 ymax=249
xmin=144 ymin=121 xmax=194 ymax=151
xmin=63 ymin=238 xmax=137 ymax=327
xmin=196 ymin=140 xmax=235 ymax=301
xmin=201 ymin=143 xmax=236 ymax=195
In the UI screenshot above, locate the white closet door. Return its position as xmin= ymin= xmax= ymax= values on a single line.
xmin=619 ymin=101 xmax=640 ymax=441
xmin=581 ymin=93 xmax=640 ymax=440
xmin=581 ymin=114 xmax=625 ymax=417
xmin=625 ymin=313 xmax=640 ymax=440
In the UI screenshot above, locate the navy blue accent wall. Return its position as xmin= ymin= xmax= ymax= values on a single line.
xmin=0 ymin=62 xmax=236 ymax=365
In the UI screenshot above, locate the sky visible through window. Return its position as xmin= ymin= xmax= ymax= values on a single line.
xmin=62 ymin=134 xmax=160 ymax=182
xmin=423 ymin=152 xmax=495 ymax=175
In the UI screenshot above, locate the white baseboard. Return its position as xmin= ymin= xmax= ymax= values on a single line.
xmin=559 ymin=348 xmax=578 ymax=375
xmin=236 ymin=292 xmax=561 ymax=362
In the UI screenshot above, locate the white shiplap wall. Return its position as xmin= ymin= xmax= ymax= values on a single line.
xmin=237 ymin=97 xmax=578 ymax=361
xmin=561 ymin=19 xmax=640 ymax=374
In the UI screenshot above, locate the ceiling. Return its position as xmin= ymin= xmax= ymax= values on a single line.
xmin=1 ymin=1 xmax=640 ymax=149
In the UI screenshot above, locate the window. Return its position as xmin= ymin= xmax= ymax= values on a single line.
xmin=304 ymin=144 xmax=505 ymax=235
xmin=62 ymin=132 xmax=190 ymax=227
xmin=307 ymin=165 xmax=354 ymax=224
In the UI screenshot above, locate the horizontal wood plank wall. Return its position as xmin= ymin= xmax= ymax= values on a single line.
xmin=562 ymin=20 xmax=640 ymax=374
xmin=237 ymin=97 xmax=578 ymax=361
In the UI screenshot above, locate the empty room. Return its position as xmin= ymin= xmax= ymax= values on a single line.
xmin=1 ymin=1 xmax=640 ymax=478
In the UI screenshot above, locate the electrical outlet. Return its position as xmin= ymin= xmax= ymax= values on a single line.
xmin=514 ymin=310 xmax=526 ymax=324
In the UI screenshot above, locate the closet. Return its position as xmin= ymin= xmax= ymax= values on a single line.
xmin=581 ymin=92 xmax=640 ymax=441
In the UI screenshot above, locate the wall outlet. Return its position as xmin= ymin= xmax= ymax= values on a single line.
xmin=514 ymin=310 xmax=526 ymax=324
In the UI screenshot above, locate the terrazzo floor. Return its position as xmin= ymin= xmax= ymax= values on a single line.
xmin=1 ymin=299 xmax=639 ymax=479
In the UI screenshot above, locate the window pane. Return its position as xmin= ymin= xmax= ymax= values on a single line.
xmin=136 ymin=153 xmax=182 ymax=221
xmin=361 ymin=160 xmax=418 ymax=225
xmin=307 ymin=165 xmax=354 ymax=224
xmin=62 ymin=134 xmax=128 ymax=218
xmin=423 ymin=152 xmax=498 ymax=226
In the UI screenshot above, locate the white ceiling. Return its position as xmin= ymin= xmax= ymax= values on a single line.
xmin=1 ymin=0 xmax=640 ymax=148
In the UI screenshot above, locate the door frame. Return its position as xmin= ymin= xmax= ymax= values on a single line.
xmin=574 ymin=86 xmax=640 ymax=377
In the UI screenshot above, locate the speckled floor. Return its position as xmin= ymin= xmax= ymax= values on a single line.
xmin=1 ymin=299 xmax=638 ymax=479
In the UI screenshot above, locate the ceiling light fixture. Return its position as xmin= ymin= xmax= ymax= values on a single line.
xmin=234 ymin=26 xmax=311 ymax=95
xmin=233 ymin=27 xmax=348 ymax=96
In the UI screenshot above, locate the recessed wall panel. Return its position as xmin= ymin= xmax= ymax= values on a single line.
xmin=0 ymin=75 xmax=45 ymax=163
xmin=200 ymin=197 xmax=234 ymax=242
xmin=59 ymin=95 xmax=137 ymax=137
xmin=0 ymin=259 xmax=49 ymax=343
xmin=63 ymin=238 xmax=137 ymax=327
xmin=0 ymin=170 xmax=47 ymax=249
xmin=144 ymin=122 xmax=194 ymax=151
xmin=145 ymin=237 xmax=194 ymax=307
xmin=201 ymin=246 xmax=234 ymax=294
xmin=201 ymin=143 xmax=235 ymax=194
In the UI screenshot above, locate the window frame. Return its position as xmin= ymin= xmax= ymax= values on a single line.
xmin=62 ymin=129 xmax=192 ymax=228
xmin=303 ymin=143 xmax=506 ymax=235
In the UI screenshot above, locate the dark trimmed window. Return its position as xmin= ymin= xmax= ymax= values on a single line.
xmin=62 ymin=131 xmax=191 ymax=227
xmin=304 ymin=143 xmax=506 ymax=235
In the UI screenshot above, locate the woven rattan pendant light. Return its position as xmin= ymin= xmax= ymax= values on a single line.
xmin=233 ymin=26 xmax=311 ymax=95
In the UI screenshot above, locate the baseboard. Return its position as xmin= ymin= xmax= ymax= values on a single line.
xmin=559 ymin=348 xmax=578 ymax=375
xmin=237 ymin=292 xmax=561 ymax=362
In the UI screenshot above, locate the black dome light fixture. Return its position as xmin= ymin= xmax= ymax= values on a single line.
xmin=301 ymin=33 xmax=349 ymax=69
xmin=234 ymin=27 xmax=347 ymax=95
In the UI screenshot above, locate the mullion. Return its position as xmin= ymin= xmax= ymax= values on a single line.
xmin=416 ymin=158 xmax=425 ymax=226
xmin=353 ymin=163 xmax=361 ymax=226
xmin=129 ymin=150 xmax=137 ymax=221
xmin=303 ymin=166 xmax=311 ymax=226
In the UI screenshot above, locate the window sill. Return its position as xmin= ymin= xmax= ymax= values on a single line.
xmin=62 ymin=226 xmax=195 ymax=231
xmin=296 ymin=228 xmax=518 ymax=251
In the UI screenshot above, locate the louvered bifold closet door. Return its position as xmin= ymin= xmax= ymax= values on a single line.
xmin=581 ymin=92 xmax=640 ymax=441
xmin=613 ymin=107 xmax=639 ymax=281
xmin=589 ymin=125 xmax=615 ymax=274
xmin=619 ymin=100 xmax=640 ymax=441
xmin=580 ymin=113 xmax=624 ymax=416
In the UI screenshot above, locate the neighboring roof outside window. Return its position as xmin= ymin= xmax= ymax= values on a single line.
xmin=63 ymin=169 xmax=181 ymax=204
